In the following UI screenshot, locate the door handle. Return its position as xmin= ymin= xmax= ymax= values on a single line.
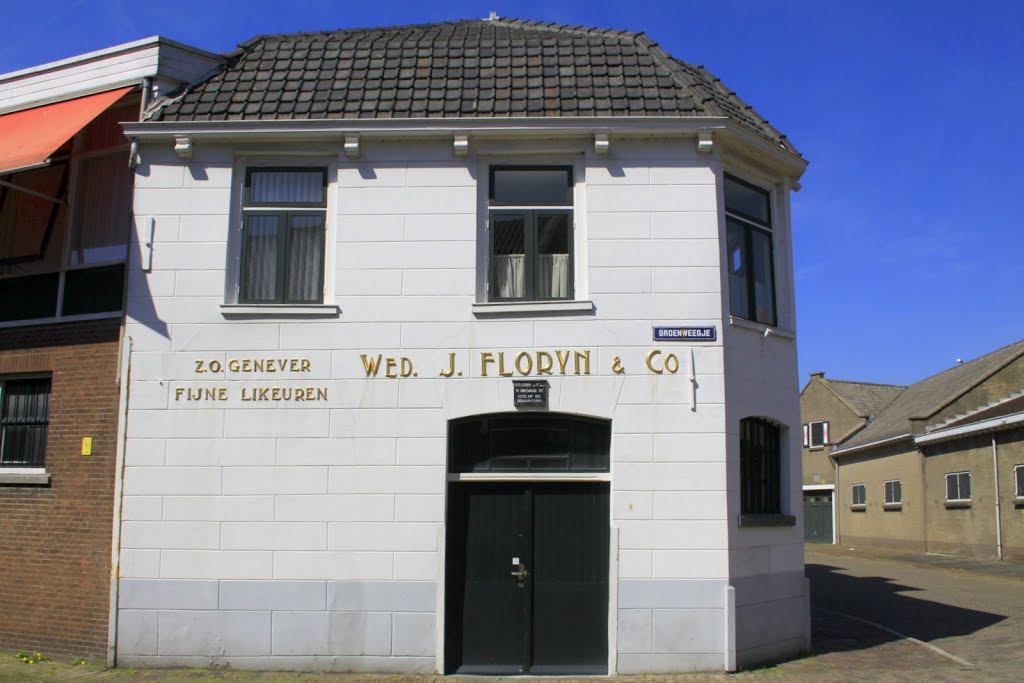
xmin=510 ymin=564 xmax=529 ymax=580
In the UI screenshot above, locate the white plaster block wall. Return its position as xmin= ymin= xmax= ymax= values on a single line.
xmin=121 ymin=137 xmax=739 ymax=671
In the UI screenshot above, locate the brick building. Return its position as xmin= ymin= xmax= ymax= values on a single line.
xmin=0 ymin=39 xmax=221 ymax=660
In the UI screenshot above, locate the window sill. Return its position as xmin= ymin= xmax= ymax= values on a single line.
xmin=850 ymin=504 xmax=867 ymax=512
xmin=472 ymin=300 xmax=595 ymax=317
xmin=945 ymin=500 xmax=971 ymax=509
xmin=220 ymin=304 xmax=340 ymax=319
xmin=737 ymin=513 xmax=796 ymax=528
xmin=883 ymin=503 xmax=903 ymax=511
xmin=728 ymin=316 xmax=795 ymax=340
xmin=1015 ymin=497 xmax=1024 ymax=508
xmin=0 ymin=468 xmax=51 ymax=485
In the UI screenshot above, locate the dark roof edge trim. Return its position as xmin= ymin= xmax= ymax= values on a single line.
xmin=831 ymin=432 xmax=911 ymax=458
xmin=915 ymin=411 xmax=1024 ymax=447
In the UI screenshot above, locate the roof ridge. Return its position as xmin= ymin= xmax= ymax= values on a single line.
xmin=910 ymin=339 xmax=1024 ymax=418
xmin=827 ymin=378 xmax=907 ymax=389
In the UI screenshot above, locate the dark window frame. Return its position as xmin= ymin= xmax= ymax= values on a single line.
xmin=239 ymin=166 xmax=328 ymax=305
xmin=487 ymin=165 xmax=575 ymax=302
xmin=725 ymin=174 xmax=777 ymax=326
xmin=739 ymin=417 xmax=783 ymax=515
xmin=447 ymin=412 xmax=610 ymax=473
xmin=0 ymin=376 xmax=52 ymax=468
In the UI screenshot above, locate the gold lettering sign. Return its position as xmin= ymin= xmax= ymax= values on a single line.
xmin=176 ymin=357 xmax=328 ymax=403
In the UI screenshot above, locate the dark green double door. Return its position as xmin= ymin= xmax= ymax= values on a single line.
xmin=803 ymin=491 xmax=833 ymax=543
xmin=445 ymin=482 xmax=609 ymax=675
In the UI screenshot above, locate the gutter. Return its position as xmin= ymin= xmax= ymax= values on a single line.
xmin=913 ymin=411 xmax=1024 ymax=446
xmin=830 ymin=432 xmax=910 ymax=457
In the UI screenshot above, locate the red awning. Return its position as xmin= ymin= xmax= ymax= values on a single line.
xmin=0 ymin=87 xmax=133 ymax=175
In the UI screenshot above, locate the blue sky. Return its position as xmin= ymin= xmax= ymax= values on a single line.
xmin=2 ymin=1 xmax=1021 ymax=387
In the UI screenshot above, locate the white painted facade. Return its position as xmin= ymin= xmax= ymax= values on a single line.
xmin=116 ymin=127 xmax=806 ymax=672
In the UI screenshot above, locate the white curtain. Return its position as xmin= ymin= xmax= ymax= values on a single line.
xmin=493 ymin=254 xmax=525 ymax=298
xmin=537 ymin=253 xmax=569 ymax=298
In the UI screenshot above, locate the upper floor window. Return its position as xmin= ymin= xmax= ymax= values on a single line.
xmin=739 ymin=417 xmax=782 ymax=515
xmin=1015 ymin=464 xmax=1024 ymax=499
xmin=945 ymin=471 xmax=971 ymax=502
xmin=0 ymin=376 xmax=51 ymax=468
xmin=487 ymin=166 xmax=573 ymax=302
xmin=725 ymin=174 xmax=776 ymax=326
xmin=803 ymin=421 xmax=829 ymax=449
xmin=239 ymin=167 xmax=327 ymax=304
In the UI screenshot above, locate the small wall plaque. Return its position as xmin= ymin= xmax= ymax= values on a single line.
xmin=513 ymin=380 xmax=549 ymax=408
xmin=653 ymin=326 xmax=717 ymax=342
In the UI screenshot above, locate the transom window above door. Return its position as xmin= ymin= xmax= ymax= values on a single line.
xmin=238 ymin=167 xmax=327 ymax=304
xmin=487 ymin=166 xmax=574 ymax=302
xmin=448 ymin=413 xmax=609 ymax=473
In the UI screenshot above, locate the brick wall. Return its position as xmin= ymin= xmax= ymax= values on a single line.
xmin=0 ymin=318 xmax=122 ymax=659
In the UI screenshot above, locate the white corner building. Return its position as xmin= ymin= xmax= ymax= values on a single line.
xmin=115 ymin=18 xmax=809 ymax=674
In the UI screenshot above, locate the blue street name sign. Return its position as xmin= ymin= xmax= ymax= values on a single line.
xmin=652 ymin=326 xmax=717 ymax=342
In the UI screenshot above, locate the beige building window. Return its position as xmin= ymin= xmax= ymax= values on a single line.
xmin=803 ymin=421 xmax=829 ymax=449
xmin=945 ymin=471 xmax=971 ymax=504
xmin=1014 ymin=464 xmax=1023 ymax=499
xmin=883 ymin=479 xmax=902 ymax=508
xmin=851 ymin=483 xmax=866 ymax=509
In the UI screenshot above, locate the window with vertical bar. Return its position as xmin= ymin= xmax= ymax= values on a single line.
xmin=239 ymin=167 xmax=327 ymax=304
xmin=0 ymin=377 xmax=51 ymax=468
xmin=487 ymin=166 xmax=573 ymax=302
xmin=739 ymin=417 xmax=782 ymax=515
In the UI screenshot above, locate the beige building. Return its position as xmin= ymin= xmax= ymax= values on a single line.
xmin=798 ymin=375 xmax=902 ymax=542
xmin=800 ymin=339 xmax=1024 ymax=560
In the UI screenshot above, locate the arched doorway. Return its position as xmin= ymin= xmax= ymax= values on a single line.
xmin=444 ymin=413 xmax=611 ymax=675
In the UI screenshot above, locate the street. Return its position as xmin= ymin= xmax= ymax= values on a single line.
xmin=0 ymin=547 xmax=1021 ymax=681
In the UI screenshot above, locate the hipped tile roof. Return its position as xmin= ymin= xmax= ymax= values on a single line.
xmin=150 ymin=17 xmax=797 ymax=154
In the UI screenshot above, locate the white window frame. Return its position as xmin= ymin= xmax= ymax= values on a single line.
xmin=805 ymin=420 xmax=829 ymax=449
xmin=945 ymin=470 xmax=971 ymax=504
xmin=222 ymin=153 xmax=339 ymax=317
xmin=472 ymin=153 xmax=592 ymax=316
xmin=883 ymin=479 xmax=902 ymax=508
xmin=851 ymin=483 xmax=866 ymax=509
xmin=1015 ymin=464 xmax=1024 ymax=500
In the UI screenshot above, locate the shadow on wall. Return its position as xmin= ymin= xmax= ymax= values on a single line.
xmin=805 ymin=562 xmax=1004 ymax=654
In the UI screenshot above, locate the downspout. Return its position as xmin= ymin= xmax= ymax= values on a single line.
xmin=992 ymin=433 xmax=1003 ymax=560
xmin=106 ymin=335 xmax=133 ymax=667
xmin=828 ymin=451 xmax=839 ymax=544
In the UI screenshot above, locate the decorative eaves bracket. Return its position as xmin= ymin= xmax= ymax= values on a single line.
xmin=696 ymin=130 xmax=714 ymax=154
xmin=344 ymin=134 xmax=360 ymax=159
xmin=594 ymin=132 xmax=610 ymax=155
xmin=453 ymin=133 xmax=469 ymax=157
xmin=173 ymin=135 xmax=193 ymax=160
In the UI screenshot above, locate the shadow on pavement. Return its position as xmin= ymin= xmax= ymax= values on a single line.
xmin=806 ymin=562 xmax=1005 ymax=655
